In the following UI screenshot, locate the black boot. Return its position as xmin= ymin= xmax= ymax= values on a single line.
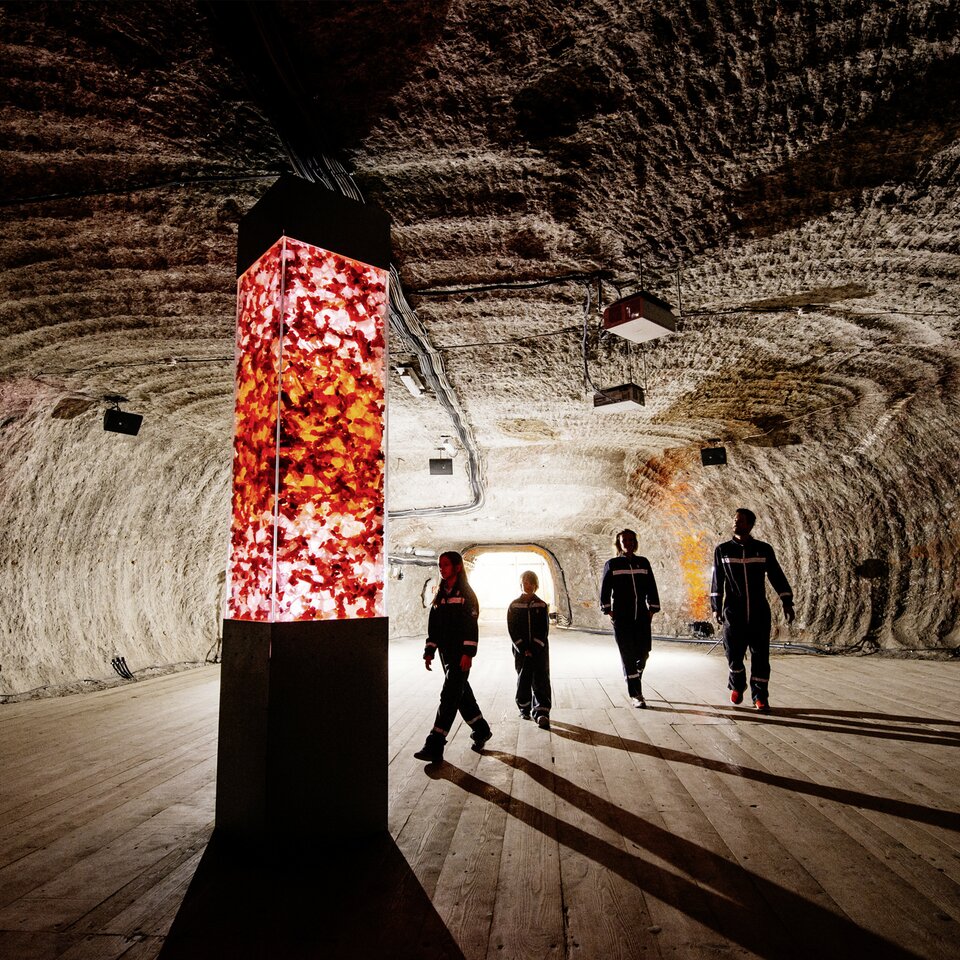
xmin=635 ymin=671 xmax=647 ymax=708
xmin=414 ymin=732 xmax=445 ymax=762
xmin=470 ymin=719 xmax=492 ymax=752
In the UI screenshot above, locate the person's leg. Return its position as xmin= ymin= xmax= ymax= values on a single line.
xmin=435 ymin=658 xmax=468 ymax=734
xmin=748 ymin=620 xmax=772 ymax=707
xmin=531 ymin=650 xmax=552 ymax=724
xmin=415 ymin=654 xmax=466 ymax=761
xmin=723 ymin=620 xmax=748 ymax=702
xmin=635 ymin=618 xmax=652 ymax=704
xmin=456 ymin=670 xmax=492 ymax=749
xmin=613 ymin=620 xmax=642 ymax=698
xmin=515 ymin=652 xmax=533 ymax=718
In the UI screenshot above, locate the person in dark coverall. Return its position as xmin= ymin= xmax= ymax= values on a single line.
xmin=507 ymin=570 xmax=552 ymax=730
xmin=414 ymin=551 xmax=493 ymax=763
xmin=711 ymin=508 xmax=795 ymax=713
xmin=600 ymin=529 xmax=660 ymax=708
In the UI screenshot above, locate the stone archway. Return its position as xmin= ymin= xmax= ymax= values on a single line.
xmin=461 ymin=543 xmax=572 ymax=625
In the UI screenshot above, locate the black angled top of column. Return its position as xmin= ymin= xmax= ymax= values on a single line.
xmin=237 ymin=175 xmax=392 ymax=277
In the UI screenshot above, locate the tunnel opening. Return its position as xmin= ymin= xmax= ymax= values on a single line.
xmin=464 ymin=546 xmax=557 ymax=624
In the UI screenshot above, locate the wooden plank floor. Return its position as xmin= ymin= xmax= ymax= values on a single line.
xmin=1 ymin=628 xmax=959 ymax=959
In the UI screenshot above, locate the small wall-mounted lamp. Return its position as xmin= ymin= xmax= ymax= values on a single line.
xmin=103 ymin=396 xmax=143 ymax=436
xmin=429 ymin=435 xmax=458 ymax=474
xmin=700 ymin=438 xmax=727 ymax=466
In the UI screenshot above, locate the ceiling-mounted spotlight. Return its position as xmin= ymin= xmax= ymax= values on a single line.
xmin=592 ymin=382 xmax=645 ymax=412
xmin=700 ymin=438 xmax=727 ymax=466
xmin=395 ymin=364 xmax=426 ymax=398
xmin=602 ymin=290 xmax=676 ymax=342
xmin=439 ymin=435 xmax=457 ymax=458
xmin=103 ymin=396 xmax=143 ymax=436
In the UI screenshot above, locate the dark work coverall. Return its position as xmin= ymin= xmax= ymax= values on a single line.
xmin=507 ymin=593 xmax=552 ymax=719
xmin=711 ymin=538 xmax=793 ymax=703
xmin=600 ymin=555 xmax=660 ymax=698
xmin=422 ymin=581 xmax=489 ymax=741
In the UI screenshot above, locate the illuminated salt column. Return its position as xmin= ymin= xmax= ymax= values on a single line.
xmin=227 ymin=237 xmax=387 ymax=622
xmin=216 ymin=176 xmax=391 ymax=852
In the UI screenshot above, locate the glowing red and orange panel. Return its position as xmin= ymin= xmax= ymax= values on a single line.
xmin=226 ymin=237 xmax=387 ymax=621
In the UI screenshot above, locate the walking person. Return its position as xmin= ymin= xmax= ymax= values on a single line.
xmin=600 ymin=529 xmax=660 ymax=707
xmin=711 ymin=508 xmax=795 ymax=713
xmin=414 ymin=551 xmax=493 ymax=763
xmin=507 ymin=570 xmax=552 ymax=730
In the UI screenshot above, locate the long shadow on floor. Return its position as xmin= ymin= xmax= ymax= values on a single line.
xmin=158 ymin=830 xmax=464 ymax=960
xmin=430 ymin=755 xmax=927 ymax=960
xmin=550 ymin=721 xmax=960 ymax=831
xmin=653 ymin=702 xmax=960 ymax=746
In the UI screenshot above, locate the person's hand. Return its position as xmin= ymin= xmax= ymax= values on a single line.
xmin=424 ymin=656 xmax=433 ymax=671
xmin=459 ymin=654 xmax=472 ymax=671
xmin=783 ymin=603 xmax=796 ymax=624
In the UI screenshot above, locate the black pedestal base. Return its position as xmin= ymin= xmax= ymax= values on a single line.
xmin=215 ymin=617 xmax=388 ymax=852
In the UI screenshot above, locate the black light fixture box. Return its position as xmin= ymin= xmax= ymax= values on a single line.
xmin=104 ymin=409 xmax=143 ymax=436
xmin=701 ymin=446 xmax=727 ymax=466
xmin=429 ymin=457 xmax=453 ymax=475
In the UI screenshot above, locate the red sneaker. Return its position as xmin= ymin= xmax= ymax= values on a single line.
xmin=754 ymin=699 xmax=770 ymax=713
xmin=729 ymin=690 xmax=743 ymax=705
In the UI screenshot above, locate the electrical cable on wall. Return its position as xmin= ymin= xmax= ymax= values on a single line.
xmin=388 ymin=268 xmax=485 ymax=516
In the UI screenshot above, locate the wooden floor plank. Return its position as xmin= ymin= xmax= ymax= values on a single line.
xmin=484 ymin=716 xmax=563 ymax=960
xmin=588 ymin=706 xmax=757 ymax=960
xmin=612 ymin=706 xmax=812 ymax=960
xmin=549 ymin=706 xmax=662 ymax=960
xmin=1 ymin=632 xmax=958 ymax=960
xmin=677 ymin=721 xmax=955 ymax=959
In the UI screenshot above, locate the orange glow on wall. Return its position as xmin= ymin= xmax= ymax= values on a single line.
xmin=678 ymin=530 xmax=711 ymax=621
xmin=226 ymin=237 xmax=387 ymax=621
xmin=663 ymin=483 xmax=712 ymax=621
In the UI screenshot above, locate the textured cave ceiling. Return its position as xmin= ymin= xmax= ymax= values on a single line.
xmin=2 ymin=0 xmax=960 ymax=684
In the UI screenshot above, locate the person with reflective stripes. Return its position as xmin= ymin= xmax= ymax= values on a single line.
xmin=507 ymin=570 xmax=552 ymax=729
xmin=414 ymin=551 xmax=493 ymax=763
xmin=600 ymin=529 xmax=661 ymax=707
xmin=711 ymin=508 xmax=795 ymax=713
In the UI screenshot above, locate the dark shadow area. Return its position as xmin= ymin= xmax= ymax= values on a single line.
xmin=727 ymin=55 xmax=960 ymax=237
xmin=207 ymin=0 xmax=454 ymax=160
xmin=549 ymin=721 xmax=960 ymax=832
xmin=648 ymin=701 xmax=960 ymax=747
xmin=430 ymin=758 xmax=925 ymax=960
xmin=158 ymin=830 xmax=464 ymax=960
xmin=756 ymin=705 xmax=960 ymax=729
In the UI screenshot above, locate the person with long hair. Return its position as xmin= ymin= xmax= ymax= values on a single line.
xmin=414 ymin=551 xmax=493 ymax=763
xmin=599 ymin=529 xmax=660 ymax=707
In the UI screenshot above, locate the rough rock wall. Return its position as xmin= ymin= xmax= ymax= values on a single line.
xmin=3 ymin=0 xmax=960 ymax=697
xmin=386 ymin=561 xmax=437 ymax=643
xmin=0 ymin=386 xmax=230 ymax=695
xmin=0 ymin=2 xmax=278 ymax=696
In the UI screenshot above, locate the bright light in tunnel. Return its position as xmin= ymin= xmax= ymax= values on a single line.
xmin=469 ymin=551 xmax=555 ymax=622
